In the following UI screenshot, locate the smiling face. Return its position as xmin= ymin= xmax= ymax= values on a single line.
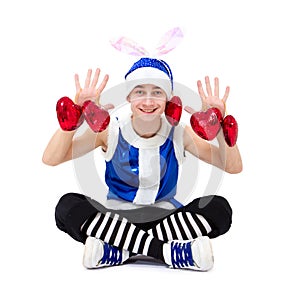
xmin=127 ymin=84 xmax=168 ymax=120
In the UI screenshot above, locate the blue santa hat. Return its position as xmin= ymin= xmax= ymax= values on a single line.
xmin=125 ymin=57 xmax=173 ymax=98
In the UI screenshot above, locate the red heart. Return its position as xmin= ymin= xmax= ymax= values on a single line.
xmin=190 ymin=107 xmax=223 ymax=140
xmin=56 ymin=97 xmax=84 ymax=131
xmin=82 ymin=100 xmax=110 ymax=133
xmin=222 ymin=115 xmax=238 ymax=147
xmin=165 ymin=96 xmax=182 ymax=126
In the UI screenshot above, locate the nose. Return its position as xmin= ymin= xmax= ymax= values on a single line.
xmin=142 ymin=96 xmax=155 ymax=106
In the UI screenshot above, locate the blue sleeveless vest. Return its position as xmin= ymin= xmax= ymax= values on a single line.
xmin=105 ymin=120 xmax=182 ymax=208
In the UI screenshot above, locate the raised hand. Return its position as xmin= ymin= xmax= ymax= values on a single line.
xmin=74 ymin=69 xmax=112 ymax=133
xmin=184 ymin=76 xmax=227 ymax=141
xmin=56 ymin=69 xmax=112 ymax=132
xmin=75 ymin=68 xmax=109 ymax=106
xmin=185 ymin=76 xmax=229 ymax=116
xmin=185 ymin=76 xmax=238 ymax=147
xmin=197 ymin=76 xmax=229 ymax=116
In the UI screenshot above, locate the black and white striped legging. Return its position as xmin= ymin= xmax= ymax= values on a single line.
xmin=55 ymin=193 xmax=232 ymax=261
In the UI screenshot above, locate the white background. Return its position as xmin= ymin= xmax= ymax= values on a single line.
xmin=1 ymin=0 xmax=299 ymax=299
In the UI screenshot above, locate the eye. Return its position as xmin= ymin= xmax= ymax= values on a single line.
xmin=133 ymin=89 xmax=144 ymax=96
xmin=153 ymin=90 xmax=164 ymax=97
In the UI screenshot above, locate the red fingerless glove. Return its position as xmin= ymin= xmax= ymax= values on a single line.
xmin=165 ymin=96 xmax=182 ymax=126
xmin=222 ymin=115 xmax=238 ymax=147
xmin=56 ymin=97 xmax=110 ymax=133
xmin=190 ymin=108 xmax=223 ymax=141
xmin=56 ymin=97 xmax=84 ymax=131
xmin=190 ymin=107 xmax=238 ymax=147
xmin=82 ymin=100 xmax=110 ymax=133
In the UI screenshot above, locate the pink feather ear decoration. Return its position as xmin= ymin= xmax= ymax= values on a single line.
xmin=110 ymin=27 xmax=184 ymax=57
xmin=110 ymin=36 xmax=149 ymax=56
xmin=155 ymin=27 xmax=184 ymax=56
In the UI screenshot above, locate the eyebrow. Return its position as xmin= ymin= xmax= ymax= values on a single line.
xmin=133 ymin=85 xmax=163 ymax=90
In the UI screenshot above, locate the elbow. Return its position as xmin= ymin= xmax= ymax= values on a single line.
xmin=42 ymin=153 xmax=60 ymax=166
xmin=226 ymin=161 xmax=243 ymax=174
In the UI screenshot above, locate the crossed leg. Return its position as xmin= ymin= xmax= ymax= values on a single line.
xmin=55 ymin=193 xmax=232 ymax=270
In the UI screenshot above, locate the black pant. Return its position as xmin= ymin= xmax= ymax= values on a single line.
xmin=55 ymin=193 xmax=232 ymax=243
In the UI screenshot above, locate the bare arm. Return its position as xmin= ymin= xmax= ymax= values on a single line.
xmin=42 ymin=127 xmax=108 ymax=166
xmin=184 ymin=125 xmax=242 ymax=173
xmin=42 ymin=129 xmax=76 ymax=166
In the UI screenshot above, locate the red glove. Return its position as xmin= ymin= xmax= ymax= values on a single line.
xmin=222 ymin=115 xmax=238 ymax=147
xmin=56 ymin=97 xmax=84 ymax=131
xmin=190 ymin=107 xmax=238 ymax=147
xmin=82 ymin=100 xmax=110 ymax=133
xmin=165 ymin=96 xmax=182 ymax=126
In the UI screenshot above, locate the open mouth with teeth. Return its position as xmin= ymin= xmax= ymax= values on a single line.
xmin=139 ymin=108 xmax=158 ymax=114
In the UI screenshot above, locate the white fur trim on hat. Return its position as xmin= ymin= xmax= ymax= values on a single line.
xmin=125 ymin=67 xmax=172 ymax=98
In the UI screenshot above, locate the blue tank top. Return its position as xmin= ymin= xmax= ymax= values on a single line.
xmin=104 ymin=117 xmax=183 ymax=208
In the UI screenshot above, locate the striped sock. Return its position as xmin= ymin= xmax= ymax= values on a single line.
xmin=147 ymin=212 xmax=212 ymax=241
xmin=81 ymin=211 xmax=165 ymax=261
